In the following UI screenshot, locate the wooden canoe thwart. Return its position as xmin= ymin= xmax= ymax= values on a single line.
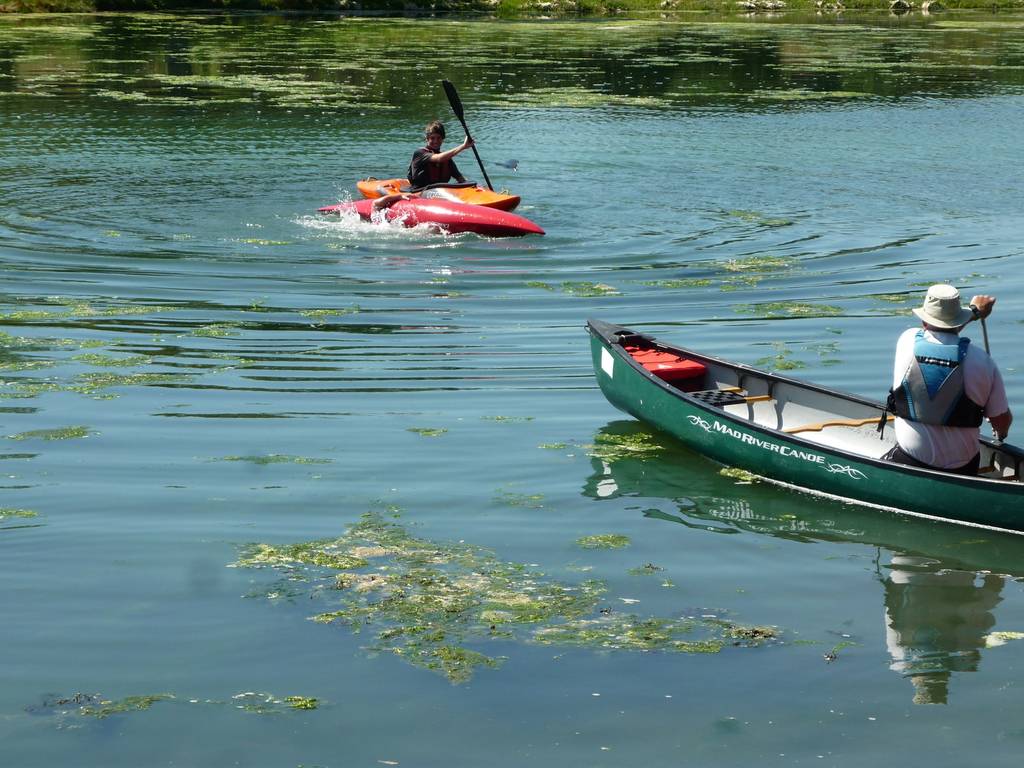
xmin=785 ymin=416 xmax=893 ymax=434
xmin=587 ymin=319 xmax=1024 ymax=533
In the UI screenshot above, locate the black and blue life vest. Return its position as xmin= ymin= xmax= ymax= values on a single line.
xmin=887 ymin=330 xmax=984 ymax=428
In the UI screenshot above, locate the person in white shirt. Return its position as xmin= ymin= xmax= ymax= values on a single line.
xmin=883 ymin=284 xmax=1012 ymax=475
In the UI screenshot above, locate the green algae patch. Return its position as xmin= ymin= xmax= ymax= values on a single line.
xmin=70 ymin=301 xmax=175 ymax=318
xmin=0 ymin=508 xmax=38 ymax=520
xmin=483 ymin=415 xmax=535 ymax=423
xmin=232 ymin=691 xmax=320 ymax=714
xmin=68 ymin=372 xmax=194 ymax=398
xmin=216 ymin=454 xmax=332 ymax=465
xmin=759 ymin=356 xmax=806 ymax=372
xmin=539 ymin=442 xmax=569 ymax=450
xmin=749 ymin=88 xmax=870 ymax=102
xmin=0 ymin=359 xmax=54 ymax=372
xmin=496 ymin=491 xmax=545 ymax=509
xmin=875 ymin=294 xmax=912 ymax=304
xmin=284 ymin=695 xmax=319 ymax=710
xmin=72 ymin=353 xmax=151 ymax=367
xmin=576 ymin=534 xmax=630 ymax=550
xmin=497 ymin=86 xmax=671 ymax=109
xmin=27 ymin=692 xmax=170 ymax=720
xmin=722 ymin=256 xmax=793 ymax=273
xmin=825 ymin=639 xmax=857 ymax=656
xmin=8 ymin=426 xmax=91 ymax=441
xmin=0 ymin=301 xmax=174 ymax=322
xmin=561 ymin=281 xmax=619 ymax=297
xmin=719 ymin=276 xmax=764 ymax=292
xmin=735 ymin=301 xmax=844 ymax=318
xmin=720 ymin=467 xmax=760 ymax=484
xmin=807 ymin=341 xmax=841 ymax=361
xmin=238 ymin=513 xmax=532 ymax=683
xmin=628 ymin=563 xmax=665 ymax=576
xmin=300 ymin=307 xmax=360 ymax=324
xmin=79 ymin=694 xmax=174 ymax=718
xmin=585 ymin=430 xmax=666 ymax=461
xmin=234 ymin=513 xmax=779 ymax=683
xmin=190 ymin=324 xmax=240 ymax=338
xmin=0 ymin=309 xmax=69 ymax=322
xmin=755 ymin=342 xmax=808 ymax=372
xmin=408 ymin=427 xmax=447 ymax=437
xmin=394 ymin=644 xmax=504 ymax=686
xmin=641 ymin=278 xmax=713 ymax=289
xmin=28 ymin=690 xmax=321 ymax=721
xmin=723 ymin=624 xmax=779 ymax=643
xmin=535 ymin=615 xmax=723 ymax=653
xmin=237 ymin=541 xmax=369 ymax=571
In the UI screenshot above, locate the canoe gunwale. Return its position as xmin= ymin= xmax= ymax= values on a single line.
xmin=586 ymin=319 xmax=1022 ymax=491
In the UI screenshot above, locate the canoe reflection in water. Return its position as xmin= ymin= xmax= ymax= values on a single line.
xmin=583 ymin=421 xmax=1021 ymax=704
xmin=883 ymin=556 xmax=1003 ymax=705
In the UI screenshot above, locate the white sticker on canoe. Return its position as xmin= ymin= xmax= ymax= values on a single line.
xmin=687 ymin=415 xmax=867 ymax=480
xmin=601 ymin=348 xmax=614 ymax=378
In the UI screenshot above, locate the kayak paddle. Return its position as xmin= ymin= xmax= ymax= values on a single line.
xmin=442 ymin=79 xmax=494 ymax=191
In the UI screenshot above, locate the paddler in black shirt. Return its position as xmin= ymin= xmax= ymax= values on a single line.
xmin=407 ymin=120 xmax=474 ymax=190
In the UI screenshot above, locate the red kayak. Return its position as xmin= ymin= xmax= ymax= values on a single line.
xmin=317 ymin=198 xmax=544 ymax=238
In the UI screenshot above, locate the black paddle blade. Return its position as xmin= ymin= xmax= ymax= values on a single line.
xmin=441 ymin=79 xmax=493 ymax=191
xmin=442 ymin=80 xmax=463 ymax=120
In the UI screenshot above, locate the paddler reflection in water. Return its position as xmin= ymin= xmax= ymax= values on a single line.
xmin=407 ymin=120 xmax=474 ymax=190
xmin=883 ymin=554 xmax=1004 ymax=705
xmin=882 ymin=284 xmax=1013 ymax=475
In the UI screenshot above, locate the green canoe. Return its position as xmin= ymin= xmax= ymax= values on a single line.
xmin=587 ymin=319 xmax=1024 ymax=533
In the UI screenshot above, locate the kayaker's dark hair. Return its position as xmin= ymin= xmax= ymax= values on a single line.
xmin=424 ymin=120 xmax=446 ymax=139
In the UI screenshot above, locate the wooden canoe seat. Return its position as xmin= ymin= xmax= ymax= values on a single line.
xmin=785 ymin=415 xmax=892 ymax=434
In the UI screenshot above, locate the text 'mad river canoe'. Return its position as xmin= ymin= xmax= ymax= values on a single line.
xmin=587 ymin=319 xmax=1024 ymax=533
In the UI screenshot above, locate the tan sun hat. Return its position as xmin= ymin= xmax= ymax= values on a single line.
xmin=911 ymin=284 xmax=974 ymax=330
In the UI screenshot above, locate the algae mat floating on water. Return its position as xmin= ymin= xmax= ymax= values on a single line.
xmin=234 ymin=511 xmax=780 ymax=684
xmin=26 ymin=690 xmax=319 ymax=725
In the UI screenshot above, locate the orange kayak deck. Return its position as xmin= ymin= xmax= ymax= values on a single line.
xmin=357 ymin=178 xmax=521 ymax=211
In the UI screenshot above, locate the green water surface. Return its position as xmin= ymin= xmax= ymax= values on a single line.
xmin=2 ymin=11 xmax=1024 ymax=767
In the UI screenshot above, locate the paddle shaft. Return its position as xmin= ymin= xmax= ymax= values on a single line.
xmin=970 ymin=306 xmax=1003 ymax=444
xmin=442 ymin=80 xmax=494 ymax=191
xmin=970 ymin=303 xmax=991 ymax=353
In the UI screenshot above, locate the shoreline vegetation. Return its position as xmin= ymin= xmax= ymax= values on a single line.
xmin=3 ymin=0 xmax=1024 ymax=16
